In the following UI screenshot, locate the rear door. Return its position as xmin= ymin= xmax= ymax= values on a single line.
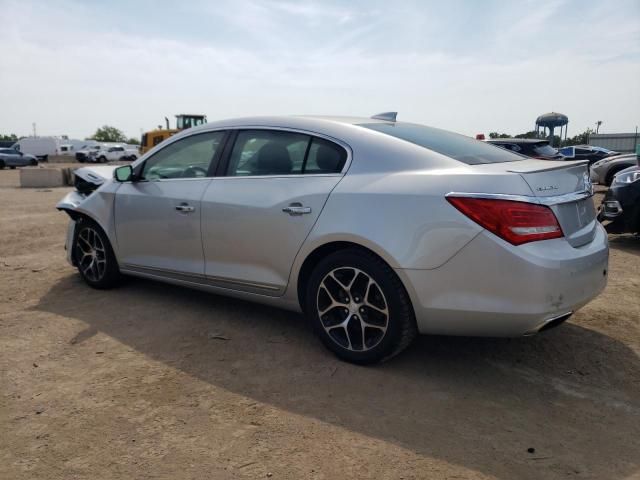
xmin=114 ymin=131 xmax=226 ymax=276
xmin=200 ymin=129 xmax=348 ymax=295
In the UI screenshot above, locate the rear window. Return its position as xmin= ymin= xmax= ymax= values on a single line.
xmin=534 ymin=144 xmax=559 ymax=156
xmin=359 ymin=122 xmax=524 ymax=165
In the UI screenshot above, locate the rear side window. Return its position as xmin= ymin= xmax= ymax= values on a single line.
xmin=305 ymin=137 xmax=347 ymax=173
xmin=227 ymin=130 xmax=347 ymax=176
xmin=360 ymin=122 xmax=524 ymax=165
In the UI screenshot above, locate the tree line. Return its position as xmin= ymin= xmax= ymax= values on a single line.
xmin=488 ymin=128 xmax=594 ymax=147
xmin=0 ymin=125 xmax=139 ymax=145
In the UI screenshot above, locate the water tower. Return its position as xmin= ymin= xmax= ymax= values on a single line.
xmin=535 ymin=112 xmax=568 ymax=147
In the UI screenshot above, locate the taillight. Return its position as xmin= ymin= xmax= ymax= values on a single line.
xmin=446 ymin=196 xmax=563 ymax=245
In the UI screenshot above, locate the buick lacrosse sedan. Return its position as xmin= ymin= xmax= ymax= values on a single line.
xmin=57 ymin=113 xmax=608 ymax=364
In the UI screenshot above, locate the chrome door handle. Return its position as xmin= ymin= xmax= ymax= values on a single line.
xmin=175 ymin=203 xmax=195 ymax=213
xmin=282 ymin=205 xmax=311 ymax=215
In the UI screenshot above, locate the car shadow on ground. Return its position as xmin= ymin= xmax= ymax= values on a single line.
xmin=608 ymin=234 xmax=640 ymax=256
xmin=34 ymin=274 xmax=640 ymax=480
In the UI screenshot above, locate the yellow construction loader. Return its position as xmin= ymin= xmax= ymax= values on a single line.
xmin=140 ymin=114 xmax=207 ymax=154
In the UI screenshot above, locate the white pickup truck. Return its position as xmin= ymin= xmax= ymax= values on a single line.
xmin=91 ymin=145 xmax=138 ymax=163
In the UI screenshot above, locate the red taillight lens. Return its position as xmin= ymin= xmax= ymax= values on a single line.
xmin=446 ymin=196 xmax=563 ymax=245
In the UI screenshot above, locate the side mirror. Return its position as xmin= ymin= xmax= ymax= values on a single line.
xmin=114 ymin=165 xmax=133 ymax=182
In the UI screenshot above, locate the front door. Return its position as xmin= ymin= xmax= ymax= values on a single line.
xmin=114 ymin=130 xmax=226 ymax=276
xmin=200 ymin=129 xmax=348 ymax=295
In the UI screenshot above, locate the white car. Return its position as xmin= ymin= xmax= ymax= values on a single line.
xmin=92 ymin=146 xmax=138 ymax=163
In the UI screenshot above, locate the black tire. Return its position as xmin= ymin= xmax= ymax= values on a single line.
xmin=73 ymin=218 xmax=121 ymax=289
xmin=10 ymin=166 xmax=16 ymax=169
xmin=98 ymin=156 xmax=107 ymax=163
xmin=30 ymin=159 xmax=38 ymax=166
xmin=305 ymin=248 xmax=417 ymax=364
xmin=0 ymin=161 xmax=4 ymax=170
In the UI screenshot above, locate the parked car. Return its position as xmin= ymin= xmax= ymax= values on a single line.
xmin=0 ymin=148 xmax=38 ymax=169
xmin=92 ymin=145 xmax=138 ymax=163
xmin=486 ymin=138 xmax=564 ymax=160
xmin=559 ymin=145 xmax=619 ymax=165
xmin=76 ymin=145 xmax=103 ymax=163
xmin=57 ymin=114 xmax=608 ymax=364
xmin=598 ymin=165 xmax=640 ymax=234
xmin=590 ymin=154 xmax=638 ymax=186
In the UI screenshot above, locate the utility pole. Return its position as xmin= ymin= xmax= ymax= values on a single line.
xmin=32 ymin=122 xmax=37 ymax=137
xmin=595 ymin=120 xmax=602 ymax=134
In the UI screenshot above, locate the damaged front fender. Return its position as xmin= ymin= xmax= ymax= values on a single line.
xmin=56 ymin=167 xmax=121 ymax=261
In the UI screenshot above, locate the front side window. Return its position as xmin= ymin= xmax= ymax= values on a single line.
xmin=141 ymin=131 xmax=225 ymax=180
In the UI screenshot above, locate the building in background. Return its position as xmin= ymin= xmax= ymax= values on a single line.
xmin=589 ymin=132 xmax=639 ymax=153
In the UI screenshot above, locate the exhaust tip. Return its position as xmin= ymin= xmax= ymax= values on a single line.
xmin=538 ymin=312 xmax=573 ymax=333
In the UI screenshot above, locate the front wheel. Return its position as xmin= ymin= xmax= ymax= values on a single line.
xmin=73 ymin=219 xmax=121 ymax=289
xmin=305 ymin=249 xmax=417 ymax=364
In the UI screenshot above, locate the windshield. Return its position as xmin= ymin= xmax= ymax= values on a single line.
xmin=359 ymin=122 xmax=524 ymax=165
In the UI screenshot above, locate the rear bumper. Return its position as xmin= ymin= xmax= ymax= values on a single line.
xmin=398 ymin=224 xmax=609 ymax=337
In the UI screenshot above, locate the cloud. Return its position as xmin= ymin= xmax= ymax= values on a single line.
xmin=0 ymin=0 xmax=638 ymax=139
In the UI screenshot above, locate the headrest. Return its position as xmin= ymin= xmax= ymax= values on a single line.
xmin=256 ymin=143 xmax=292 ymax=174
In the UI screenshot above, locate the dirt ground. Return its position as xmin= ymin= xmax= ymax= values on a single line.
xmin=1 ymin=167 xmax=639 ymax=480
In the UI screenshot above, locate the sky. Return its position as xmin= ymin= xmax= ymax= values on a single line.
xmin=0 ymin=0 xmax=639 ymax=140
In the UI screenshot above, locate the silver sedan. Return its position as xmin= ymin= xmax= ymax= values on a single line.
xmin=57 ymin=114 xmax=608 ymax=364
xmin=590 ymin=153 xmax=638 ymax=185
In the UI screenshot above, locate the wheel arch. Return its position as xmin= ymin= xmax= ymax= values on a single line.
xmin=58 ymin=207 xmax=116 ymax=255
xmin=294 ymin=238 xmax=405 ymax=313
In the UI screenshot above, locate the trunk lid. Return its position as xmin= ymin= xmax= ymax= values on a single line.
xmin=507 ymin=160 xmax=596 ymax=247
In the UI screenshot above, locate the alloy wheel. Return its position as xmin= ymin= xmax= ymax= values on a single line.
xmin=316 ymin=267 xmax=389 ymax=351
xmin=76 ymin=227 xmax=107 ymax=282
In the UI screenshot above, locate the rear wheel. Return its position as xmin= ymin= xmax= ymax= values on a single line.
xmin=98 ymin=156 xmax=107 ymax=163
xmin=305 ymin=249 xmax=417 ymax=364
xmin=73 ymin=219 xmax=121 ymax=289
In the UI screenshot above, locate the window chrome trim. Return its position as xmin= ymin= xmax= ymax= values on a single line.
xmin=132 ymin=124 xmax=353 ymax=178
xmin=445 ymin=189 xmax=594 ymax=206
